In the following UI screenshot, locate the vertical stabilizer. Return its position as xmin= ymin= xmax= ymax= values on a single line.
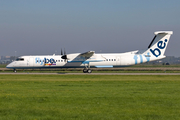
xmin=143 ymin=31 xmax=173 ymax=58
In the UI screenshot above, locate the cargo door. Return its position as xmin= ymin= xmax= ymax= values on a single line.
xmin=116 ymin=56 xmax=121 ymax=65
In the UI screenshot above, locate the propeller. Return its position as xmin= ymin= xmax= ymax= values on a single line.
xmin=61 ymin=48 xmax=67 ymax=62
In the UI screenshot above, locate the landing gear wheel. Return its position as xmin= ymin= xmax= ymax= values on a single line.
xmin=87 ymin=69 xmax=92 ymax=73
xmin=83 ymin=69 xmax=88 ymax=73
xmin=13 ymin=69 xmax=17 ymax=73
xmin=83 ymin=69 xmax=92 ymax=73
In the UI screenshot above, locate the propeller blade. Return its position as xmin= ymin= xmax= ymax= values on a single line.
xmin=61 ymin=49 xmax=63 ymax=55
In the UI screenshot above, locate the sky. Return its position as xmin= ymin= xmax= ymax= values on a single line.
xmin=0 ymin=0 xmax=180 ymax=57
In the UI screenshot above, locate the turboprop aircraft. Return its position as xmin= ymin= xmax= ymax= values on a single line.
xmin=6 ymin=31 xmax=173 ymax=73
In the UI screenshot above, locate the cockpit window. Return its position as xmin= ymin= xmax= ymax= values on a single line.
xmin=16 ymin=58 xmax=24 ymax=61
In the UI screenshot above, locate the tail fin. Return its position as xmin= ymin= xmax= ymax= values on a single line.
xmin=143 ymin=31 xmax=173 ymax=58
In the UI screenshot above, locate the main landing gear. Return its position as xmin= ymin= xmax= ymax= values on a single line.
xmin=83 ymin=63 xmax=92 ymax=73
xmin=83 ymin=68 xmax=92 ymax=73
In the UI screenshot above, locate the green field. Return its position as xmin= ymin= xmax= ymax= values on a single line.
xmin=0 ymin=64 xmax=7 ymax=68
xmin=0 ymin=75 xmax=180 ymax=120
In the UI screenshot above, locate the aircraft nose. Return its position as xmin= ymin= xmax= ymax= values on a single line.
xmin=6 ymin=63 xmax=13 ymax=68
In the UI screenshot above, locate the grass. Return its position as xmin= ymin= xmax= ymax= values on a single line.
xmin=0 ymin=64 xmax=7 ymax=68
xmin=0 ymin=75 xmax=180 ymax=119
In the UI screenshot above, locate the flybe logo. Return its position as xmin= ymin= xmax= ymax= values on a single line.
xmin=35 ymin=57 xmax=56 ymax=65
xmin=150 ymin=39 xmax=167 ymax=57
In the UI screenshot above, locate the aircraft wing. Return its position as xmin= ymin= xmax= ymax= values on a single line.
xmin=79 ymin=51 xmax=95 ymax=58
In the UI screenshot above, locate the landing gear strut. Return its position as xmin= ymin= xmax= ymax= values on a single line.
xmin=83 ymin=63 xmax=92 ymax=73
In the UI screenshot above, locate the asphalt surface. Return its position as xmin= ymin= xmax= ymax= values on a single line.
xmin=1 ymin=73 xmax=180 ymax=75
xmin=2 ymin=67 xmax=180 ymax=71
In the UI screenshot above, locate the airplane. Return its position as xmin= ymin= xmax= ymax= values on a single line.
xmin=6 ymin=31 xmax=173 ymax=73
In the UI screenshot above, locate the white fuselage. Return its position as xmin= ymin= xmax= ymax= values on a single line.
xmin=6 ymin=51 xmax=164 ymax=69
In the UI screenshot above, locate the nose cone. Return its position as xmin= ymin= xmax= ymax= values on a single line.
xmin=6 ymin=62 xmax=14 ymax=69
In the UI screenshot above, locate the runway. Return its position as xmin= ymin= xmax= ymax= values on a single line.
xmin=1 ymin=72 xmax=180 ymax=75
